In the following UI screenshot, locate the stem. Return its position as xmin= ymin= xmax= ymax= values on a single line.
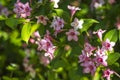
xmin=114 ymin=71 xmax=120 ymax=78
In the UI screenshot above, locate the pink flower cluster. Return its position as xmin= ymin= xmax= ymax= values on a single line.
xmin=13 ymin=0 xmax=32 ymax=18
xmin=50 ymin=16 xmax=64 ymax=36
xmin=79 ymin=29 xmax=115 ymax=80
xmin=30 ymin=31 xmax=56 ymax=65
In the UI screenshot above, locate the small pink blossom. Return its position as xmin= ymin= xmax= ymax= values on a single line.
xmin=84 ymin=42 xmax=96 ymax=57
xmin=102 ymin=39 xmax=115 ymax=51
xmin=36 ymin=38 xmax=53 ymax=51
xmin=103 ymin=69 xmax=114 ymax=80
xmin=71 ymin=18 xmax=84 ymax=30
xmin=29 ymin=38 xmax=35 ymax=44
xmin=108 ymin=0 xmax=116 ymax=4
xmin=40 ymin=55 xmax=50 ymax=66
xmin=81 ymin=61 xmax=96 ymax=75
xmin=36 ymin=15 xmax=48 ymax=25
xmin=50 ymin=17 xmax=64 ymax=36
xmin=94 ymin=55 xmax=108 ymax=66
xmin=68 ymin=5 xmax=80 ymax=17
xmin=13 ymin=0 xmax=32 ymax=18
xmin=95 ymin=47 xmax=106 ymax=57
xmin=93 ymin=29 xmax=106 ymax=41
xmin=44 ymin=46 xmax=56 ymax=60
xmin=66 ymin=29 xmax=80 ymax=41
xmin=33 ymin=31 xmax=40 ymax=38
xmin=79 ymin=50 xmax=90 ymax=63
xmin=90 ymin=0 xmax=105 ymax=10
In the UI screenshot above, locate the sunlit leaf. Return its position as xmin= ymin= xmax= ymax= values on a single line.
xmin=81 ymin=19 xmax=99 ymax=32
xmin=107 ymin=52 xmax=120 ymax=65
xmin=104 ymin=29 xmax=118 ymax=42
xmin=21 ymin=22 xmax=31 ymax=43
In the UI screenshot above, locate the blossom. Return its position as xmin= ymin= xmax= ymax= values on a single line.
xmin=103 ymin=69 xmax=114 ymax=80
xmin=36 ymin=15 xmax=48 ymax=25
xmin=108 ymin=0 xmax=116 ymax=4
xmin=66 ymin=29 xmax=80 ymax=41
xmin=44 ymin=46 xmax=56 ymax=60
xmin=50 ymin=17 xmax=64 ymax=35
xmin=93 ymin=29 xmax=106 ymax=41
xmin=36 ymin=38 xmax=53 ymax=51
xmin=79 ymin=50 xmax=90 ymax=63
xmin=102 ymin=39 xmax=115 ymax=51
xmin=40 ymin=55 xmax=50 ymax=66
xmin=95 ymin=47 xmax=106 ymax=57
xmin=90 ymin=0 xmax=105 ymax=10
xmin=67 ymin=5 xmax=80 ymax=17
xmin=33 ymin=31 xmax=40 ymax=38
xmin=71 ymin=18 xmax=84 ymax=30
xmin=94 ymin=55 xmax=108 ymax=66
xmin=13 ymin=0 xmax=32 ymax=18
xmin=84 ymin=42 xmax=96 ymax=57
xmin=81 ymin=61 xmax=96 ymax=75
xmin=50 ymin=0 xmax=60 ymax=8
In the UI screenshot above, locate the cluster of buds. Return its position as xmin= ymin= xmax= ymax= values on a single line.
xmin=79 ymin=29 xmax=115 ymax=80
xmin=13 ymin=0 xmax=32 ymax=18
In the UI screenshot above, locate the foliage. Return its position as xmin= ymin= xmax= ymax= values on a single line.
xmin=0 ymin=0 xmax=120 ymax=80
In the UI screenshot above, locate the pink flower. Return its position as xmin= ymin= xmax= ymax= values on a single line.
xmin=94 ymin=55 xmax=108 ymax=66
xmin=102 ymin=39 xmax=115 ymax=51
xmin=36 ymin=15 xmax=48 ymax=25
xmin=40 ymin=55 xmax=50 ymax=66
xmin=33 ymin=31 xmax=40 ymax=38
xmin=103 ymin=69 xmax=114 ymax=80
xmin=108 ymin=0 xmax=116 ymax=4
xmin=71 ymin=18 xmax=84 ymax=30
xmin=95 ymin=47 xmax=106 ymax=57
xmin=81 ymin=61 xmax=96 ymax=75
xmin=66 ymin=29 xmax=80 ymax=41
xmin=93 ymin=29 xmax=106 ymax=41
xmin=78 ymin=50 xmax=90 ymax=63
xmin=68 ymin=5 xmax=80 ymax=17
xmin=36 ymin=38 xmax=53 ymax=51
xmin=44 ymin=46 xmax=56 ymax=60
xmin=50 ymin=17 xmax=64 ymax=36
xmin=13 ymin=0 xmax=32 ymax=18
xmin=84 ymin=42 xmax=96 ymax=57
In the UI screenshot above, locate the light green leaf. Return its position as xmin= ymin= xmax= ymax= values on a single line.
xmin=21 ymin=22 xmax=31 ymax=43
xmin=104 ymin=29 xmax=118 ymax=42
xmin=30 ymin=24 xmax=40 ymax=35
xmin=107 ymin=52 xmax=120 ymax=65
xmin=81 ymin=19 xmax=99 ymax=32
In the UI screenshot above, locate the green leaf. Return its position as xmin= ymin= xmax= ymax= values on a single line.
xmin=107 ymin=52 xmax=120 ymax=65
xmin=21 ymin=22 xmax=31 ymax=43
xmin=30 ymin=24 xmax=40 ymax=35
xmin=5 ymin=18 xmax=18 ymax=29
xmin=104 ymin=29 xmax=118 ymax=42
xmin=119 ymin=30 xmax=120 ymax=42
xmin=81 ymin=19 xmax=99 ymax=32
xmin=5 ymin=18 xmax=25 ymax=29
